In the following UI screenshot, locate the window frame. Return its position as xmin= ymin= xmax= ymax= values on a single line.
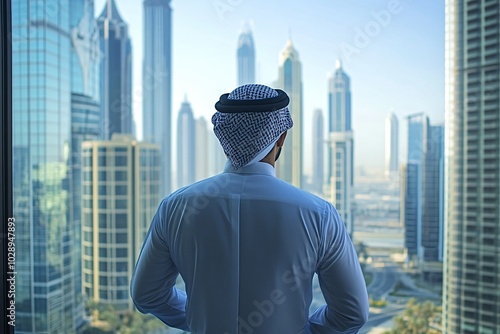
xmin=0 ymin=0 xmax=14 ymax=333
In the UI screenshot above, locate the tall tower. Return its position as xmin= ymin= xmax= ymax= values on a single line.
xmin=443 ymin=0 xmax=500 ymax=332
xmin=143 ymin=0 xmax=172 ymax=196
xmin=176 ymin=99 xmax=195 ymax=189
xmin=69 ymin=0 xmax=101 ymax=329
xmin=81 ymin=134 xmax=160 ymax=313
xmin=404 ymin=113 xmax=428 ymax=263
xmin=195 ymin=117 xmax=210 ymax=181
xmin=12 ymin=0 xmax=75 ymax=332
xmin=328 ymin=60 xmax=354 ymax=234
xmin=312 ymin=109 xmax=324 ymax=195
xmin=277 ymin=40 xmax=303 ymax=188
xmin=97 ymin=0 xmax=133 ymax=139
xmin=237 ymin=25 xmax=256 ymax=86
xmin=421 ymin=124 xmax=444 ymax=283
xmin=385 ymin=112 xmax=399 ymax=176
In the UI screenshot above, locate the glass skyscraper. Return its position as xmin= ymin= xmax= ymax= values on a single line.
xmin=404 ymin=113 xmax=428 ymax=263
xmin=327 ymin=60 xmax=354 ymax=234
xmin=237 ymin=25 xmax=255 ymax=86
xmin=12 ymin=0 xmax=75 ymax=332
xmin=176 ymin=99 xmax=195 ymax=189
xmin=97 ymin=0 xmax=133 ymax=140
xmin=143 ymin=0 xmax=172 ymax=197
xmin=385 ymin=112 xmax=399 ymax=176
xmin=421 ymin=124 xmax=444 ymax=283
xmin=277 ymin=39 xmax=303 ymax=189
xmin=443 ymin=0 xmax=500 ymax=332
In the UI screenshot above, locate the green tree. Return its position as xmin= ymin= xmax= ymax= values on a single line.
xmin=355 ymin=241 xmax=368 ymax=262
xmin=383 ymin=298 xmax=441 ymax=334
xmin=84 ymin=299 xmax=166 ymax=334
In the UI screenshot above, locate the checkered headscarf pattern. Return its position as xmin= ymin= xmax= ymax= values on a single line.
xmin=212 ymin=84 xmax=293 ymax=169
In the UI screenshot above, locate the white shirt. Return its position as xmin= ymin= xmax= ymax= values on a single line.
xmin=131 ymin=162 xmax=369 ymax=334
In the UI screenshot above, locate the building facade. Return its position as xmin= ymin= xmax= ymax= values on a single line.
xmin=176 ymin=99 xmax=195 ymax=189
xmin=12 ymin=0 xmax=75 ymax=332
xmin=385 ymin=112 xmax=399 ymax=176
xmin=143 ymin=0 xmax=172 ymax=196
xmin=237 ymin=25 xmax=255 ymax=86
xmin=97 ymin=0 xmax=132 ymax=139
xmin=81 ymin=134 xmax=160 ymax=313
xmin=401 ymin=162 xmax=420 ymax=260
xmin=70 ymin=0 xmax=101 ymax=329
xmin=277 ymin=40 xmax=303 ymax=188
xmin=443 ymin=0 xmax=500 ymax=332
xmin=421 ymin=124 xmax=444 ymax=283
xmin=328 ymin=60 xmax=354 ymax=234
xmin=404 ymin=113 xmax=428 ymax=263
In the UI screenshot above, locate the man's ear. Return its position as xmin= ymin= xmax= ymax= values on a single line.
xmin=277 ymin=131 xmax=287 ymax=147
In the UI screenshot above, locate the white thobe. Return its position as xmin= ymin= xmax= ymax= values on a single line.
xmin=131 ymin=162 xmax=369 ymax=334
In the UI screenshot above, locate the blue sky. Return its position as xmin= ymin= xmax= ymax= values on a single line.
xmin=95 ymin=0 xmax=445 ymax=173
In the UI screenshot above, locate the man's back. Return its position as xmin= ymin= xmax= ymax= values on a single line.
xmin=131 ymin=162 xmax=369 ymax=334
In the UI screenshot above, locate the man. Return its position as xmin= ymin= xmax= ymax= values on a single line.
xmin=131 ymin=84 xmax=369 ymax=333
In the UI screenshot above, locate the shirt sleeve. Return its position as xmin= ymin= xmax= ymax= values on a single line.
xmin=130 ymin=200 xmax=189 ymax=331
xmin=308 ymin=203 xmax=369 ymax=334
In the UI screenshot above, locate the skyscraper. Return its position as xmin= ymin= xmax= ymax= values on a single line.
xmin=277 ymin=39 xmax=303 ymax=188
xmin=176 ymin=99 xmax=195 ymax=189
xmin=69 ymin=0 xmax=101 ymax=329
xmin=443 ymin=1 xmax=500 ymax=332
xmin=208 ymin=130 xmax=227 ymax=177
xmin=143 ymin=0 xmax=172 ymax=196
xmin=12 ymin=0 xmax=75 ymax=332
xmin=401 ymin=162 xmax=419 ymax=258
xmin=385 ymin=112 xmax=399 ymax=176
xmin=97 ymin=0 xmax=133 ymax=139
xmin=421 ymin=124 xmax=444 ymax=283
xmin=81 ymin=134 xmax=160 ymax=313
xmin=195 ymin=117 xmax=210 ymax=181
xmin=312 ymin=109 xmax=324 ymax=195
xmin=237 ymin=25 xmax=255 ymax=86
xmin=328 ymin=60 xmax=354 ymax=234
xmin=404 ymin=113 xmax=428 ymax=263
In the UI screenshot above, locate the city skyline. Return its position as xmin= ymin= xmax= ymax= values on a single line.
xmin=5 ymin=1 xmax=465 ymax=333
xmin=94 ymin=0 xmax=445 ymax=173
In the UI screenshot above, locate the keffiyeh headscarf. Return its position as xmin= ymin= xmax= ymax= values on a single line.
xmin=212 ymin=84 xmax=293 ymax=169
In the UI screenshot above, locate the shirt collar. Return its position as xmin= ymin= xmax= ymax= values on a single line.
xmin=223 ymin=160 xmax=276 ymax=177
